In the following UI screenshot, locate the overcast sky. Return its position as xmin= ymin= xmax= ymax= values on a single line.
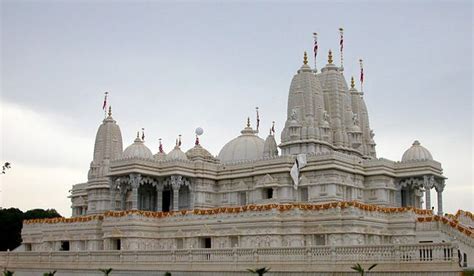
xmin=1 ymin=0 xmax=472 ymax=217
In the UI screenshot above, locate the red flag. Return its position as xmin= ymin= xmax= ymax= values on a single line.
xmin=339 ymin=28 xmax=344 ymax=52
xmin=359 ymin=59 xmax=364 ymax=84
xmin=102 ymin=92 xmax=108 ymax=110
xmin=256 ymin=107 xmax=260 ymax=132
xmin=313 ymin=33 xmax=318 ymax=60
xmin=159 ymin=139 xmax=164 ymax=153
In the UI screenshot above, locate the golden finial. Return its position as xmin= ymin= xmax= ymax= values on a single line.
xmin=108 ymin=106 xmax=112 ymax=116
xmin=328 ymin=50 xmax=333 ymax=64
xmin=303 ymin=51 xmax=308 ymax=65
xmin=351 ymin=76 xmax=355 ymax=88
xmin=247 ymin=117 xmax=250 ymax=127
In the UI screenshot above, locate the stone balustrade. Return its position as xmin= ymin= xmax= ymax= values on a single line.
xmin=0 ymin=243 xmax=459 ymax=273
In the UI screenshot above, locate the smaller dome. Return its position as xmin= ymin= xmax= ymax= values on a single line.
xmin=154 ymin=151 xmax=167 ymax=161
xmin=186 ymin=144 xmax=216 ymax=162
xmin=167 ymin=146 xmax=188 ymax=161
xmin=122 ymin=136 xmax=153 ymax=159
xmin=401 ymin=140 xmax=433 ymax=162
xmin=263 ymin=134 xmax=278 ymax=158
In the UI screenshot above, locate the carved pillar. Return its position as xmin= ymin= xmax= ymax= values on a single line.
xmin=156 ymin=185 xmax=163 ymax=211
xmin=423 ymin=175 xmax=433 ymax=210
xmin=130 ymin=173 xmax=141 ymax=210
xmin=171 ymin=175 xmax=182 ymax=211
xmin=437 ymin=189 xmax=444 ymax=216
xmin=109 ymin=178 xmax=117 ymax=211
xmin=173 ymin=189 xmax=179 ymax=211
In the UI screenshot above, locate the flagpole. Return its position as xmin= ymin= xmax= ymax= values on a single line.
xmin=102 ymin=92 xmax=109 ymax=118
xmin=256 ymin=107 xmax=260 ymax=133
xmin=359 ymin=59 xmax=364 ymax=92
xmin=313 ymin=32 xmax=318 ymax=72
xmin=339 ymin=28 xmax=344 ymax=70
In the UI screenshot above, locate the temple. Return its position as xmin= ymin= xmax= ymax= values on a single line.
xmin=2 ymin=49 xmax=473 ymax=275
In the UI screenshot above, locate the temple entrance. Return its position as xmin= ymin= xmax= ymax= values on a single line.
xmin=162 ymin=189 xmax=171 ymax=212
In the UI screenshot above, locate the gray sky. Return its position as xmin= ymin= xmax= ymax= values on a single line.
xmin=1 ymin=0 xmax=472 ymax=217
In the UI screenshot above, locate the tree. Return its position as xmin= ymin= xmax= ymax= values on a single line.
xmin=350 ymin=263 xmax=377 ymax=276
xmin=247 ymin=267 xmax=270 ymax=276
xmin=3 ymin=269 xmax=14 ymax=276
xmin=2 ymin=162 xmax=11 ymax=174
xmin=43 ymin=271 xmax=56 ymax=276
xmin=0 ymin=208 xmax=61 ymax=251
xmin=99 ymin=268 xmax=113 ymax=275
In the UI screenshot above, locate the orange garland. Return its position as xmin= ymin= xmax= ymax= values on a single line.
xmin=417 ymin=215 xmax=473 ymax=238
xmin=24 ymin=201 xmax=434 ymax=225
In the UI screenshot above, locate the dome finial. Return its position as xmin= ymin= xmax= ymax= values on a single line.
xmin=328 ymin=50 xmax=333 ymax=64
xmin=136 ymin=131 xmax=140 ymax=139
xmin=247 ymin=117 xmax=251 ymax=127
xmin=108 ymin=106 xmax=112 ymax=117
xmin=303 ymin=51 xmax=308 ymax=65
xmin=351 ymin=76 xmax=355 ymax=88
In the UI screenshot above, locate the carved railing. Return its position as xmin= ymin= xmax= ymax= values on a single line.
xmin=0 ymin=243 xmax=457 ymax=271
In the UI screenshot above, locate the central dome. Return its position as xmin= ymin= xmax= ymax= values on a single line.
xmin=218 ymin=123 xmax=264 ymax=163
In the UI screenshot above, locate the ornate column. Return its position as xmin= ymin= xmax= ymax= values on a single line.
xmin=129 ymin=173 xmax=142 ymax=210
xmin=423 ymin=176 xmax=433 ymax=210
xmin=109 ymin=178 xmax=117 ymax=211
xmin=156 ymin=185 xmax=163 ymax=211
xmin=171 ymin=175 xmax=182 ymax=211
xmin=436 ymin=181 xmax=445 ymax=216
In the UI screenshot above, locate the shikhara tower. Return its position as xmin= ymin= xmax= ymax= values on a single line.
xmin=280 ymin=51 xmax=375 ymax=158
xmin=14 ymin=42 xmax=473 ymax=275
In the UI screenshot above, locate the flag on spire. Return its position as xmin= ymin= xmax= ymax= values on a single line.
xmin=313 ymin=32 xmax=318 ymax=69
xmin=159 ymin=138 xmax=164 ymax=153
xmin=102 ymin=92 xmax=108 ymax=110
xmin=195 ymin=135 xmax=200 ymax=146
xmin=339 ymin=28 xmax=344 ymax=68
xmin=141 ymin=128 xmax=145 ymax=140
xmin=271 ymin=121 xmax=275 ymax=135
xmin=339 ymin=28 xmax=344 ymax=52
xmin=256 ymin=107 xmax=260 ymax=132
xmin=178 ymin=135 xmax=182 ymax=147
xmin=359 ymin=59 xmax=364 ymax=92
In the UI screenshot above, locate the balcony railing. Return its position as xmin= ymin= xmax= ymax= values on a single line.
xmin=0 ymin=243 xmax=458 ymax=272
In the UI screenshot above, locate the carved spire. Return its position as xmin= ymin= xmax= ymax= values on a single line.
xmin=108 ymin=106 xmax=112 ymax=117
xmin=328 ymin=50 xmax=333 ymax=64
xmin=351 ymin=76 xmax=355 ymax=89
xmin=303 ymin=51 xmax=308 ymax=65
xmin=247 ymin=117 xmax=251 ymax=127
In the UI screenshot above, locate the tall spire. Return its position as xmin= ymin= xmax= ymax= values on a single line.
xmin=247 ymin=117 xmax=251 ymax=127
xmin=328 ymin=50 xmax=333 ymax=64
xmin=303 ymin=51 xmax=308 ymax=65
xmin=108 ymin=106 xmax=112 ymax=117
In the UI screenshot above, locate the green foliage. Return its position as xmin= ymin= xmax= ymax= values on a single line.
xmin=0 ymin=208 xmax=61 ymax=251
xmin=463 ymin=269 xmax=474 ymax=276
xmin=350 ymin=263 xmax=377 ymax=276
xmin=99 ymin=268 xmax=113 ymax=275
xmin=3 ymin=269 xmax=14 ymax=276
xmin=2 ymin=162 xmax=11 ymax=174
xmin=247 ymin=267 xmax=270 ymax=276
xmin=43 ymin=271 xmax=56 ymax=276
xmin=164 ymin=272 xmax=172 ymax=276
